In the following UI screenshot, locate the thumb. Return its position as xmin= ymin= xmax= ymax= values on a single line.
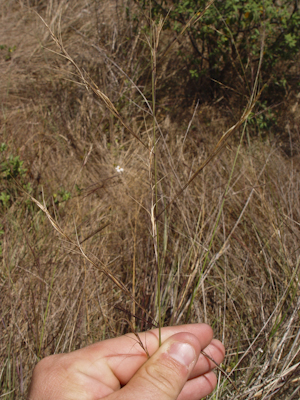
xmin=116 ymin=333 xmax=200 ymax=400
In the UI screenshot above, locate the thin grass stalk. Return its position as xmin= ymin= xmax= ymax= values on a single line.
xmin=156 ymin=85 xmax=265 ymax=221
xmin=38 ymin=264 xmax=57 ymax=359
xmin=186 ymin=119 xmax=248 ymax=320
xmin=24 ymin=190 xmax=157 ymax=327
xmin=150 ymin=6 xmax=162 ymax=347
xmin=186 ymin=30 xmax=266 ymax=320
xmin=157 ymin=22 xmax=267 ymax=221
xmin=213 ymin=4 xmax=251 ymax=96
xmin=158 ymin=0 xmax=215 ymax=63
xmin=34 ymin=10 xmax=149 ymax=151
xmin=131 ymin=210 xmax=138 ymax=329
xmin=225 ymin=257 xmax=300 ymax=396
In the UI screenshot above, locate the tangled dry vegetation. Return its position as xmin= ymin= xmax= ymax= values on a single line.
xmin=1 ymin=1 xmax=300 ymax=399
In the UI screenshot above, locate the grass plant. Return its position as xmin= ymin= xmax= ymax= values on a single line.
xmin=1 ymin=1 xmax=300 ymax=399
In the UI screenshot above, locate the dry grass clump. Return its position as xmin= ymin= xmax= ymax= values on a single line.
xmin=1 ymin=1 xmax=300 ymax=399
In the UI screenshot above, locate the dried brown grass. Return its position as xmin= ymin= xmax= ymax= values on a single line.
xmin=1 ymin=1 xmax=300 ymax=399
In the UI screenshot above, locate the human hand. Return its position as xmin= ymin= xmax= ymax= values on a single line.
xmin=28 ymin=323 xmax=225 ymax=400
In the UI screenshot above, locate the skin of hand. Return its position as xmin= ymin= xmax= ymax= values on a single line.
xmin=28 ymin=323 xmax=225 ymax=400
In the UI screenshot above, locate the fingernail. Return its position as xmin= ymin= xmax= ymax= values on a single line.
xmin=168 ymin=342 xmax=196 ymax=367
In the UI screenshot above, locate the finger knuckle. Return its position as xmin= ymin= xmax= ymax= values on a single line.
xmin=141 ymin=362 xmax=179 ymax=398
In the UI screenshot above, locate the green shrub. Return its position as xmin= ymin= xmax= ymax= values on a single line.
xmin=0 ymin=44 xmax=16 ymax=61
xmin=138 ymin=0 xmax=300 ymax=95
xmin=53 ymin=188 xmax=72 ymax=205
xmin=0 ymin=144 xmax=30 ymax=209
